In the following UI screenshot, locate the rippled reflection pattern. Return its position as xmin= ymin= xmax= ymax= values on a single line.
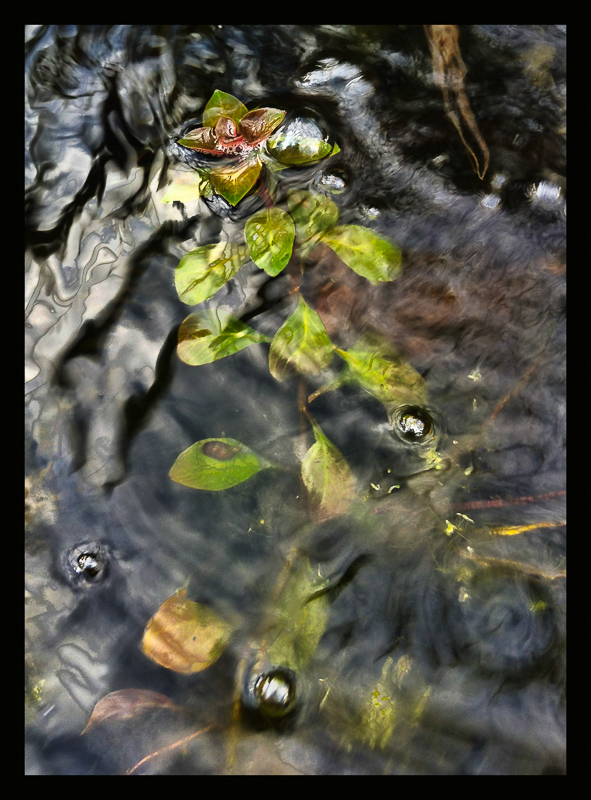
xmin=25 ymin=25 xmax=565 ymax=775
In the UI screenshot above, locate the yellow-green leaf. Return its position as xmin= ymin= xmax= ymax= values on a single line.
xmin=336 ymin=334 xmax=427 ymax=408
xmin=175 ymin=242 xmax=249 ymax=306
xmin=203 ymin=90 xmax=248 ymax=128
xmin=142 ymin=589 xmax=233 ymax=674
xmin=287 ymin=190 xmax=339 ymax=242
xmin=170 ymin=437 xmax=267 ymax=491
xmin=321 ymin=225 xmax=402 ymax=284
xmin=245 ymin=208 xmax=295 ymax=276
xmin=177 ymin=309 xmax=270 ymax=366
xmin=210 ymin=157 xmax=262 ymax=206
xmin=301 ymin=417 xmax=355 ymax=522
xmin=266 ymin=557 xmax=330 ymax=671
xmin=269 ymin=296 xmax=334 ymax=381
xmin=267 ymin=132 xmax=332 ymax=165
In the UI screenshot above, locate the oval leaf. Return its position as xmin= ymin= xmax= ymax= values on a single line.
xmin=239 ymin=108 xmax=286 ymax=145
xmin=336 ymin=334 xmax=427 ymax=407
xmin=269 ymin=296 xmax=334 ymax=381
xmin=321 ymin=225 xmax=402 ymax=284
xmin=82 ymin=690 xmax=184 ymax=734
xmin=175 ymin=242 xmax=249 ymax=306
xmin=301 ymin=417 xmax=355 ymax=523
xmin=178 ymin=309 xmax=270 ymax=366
xmin=142 ymin=589 xmax=233 ymax=674
xmin=245 ymin=208 xmax=295 ymax=276
xmin=210 ymin=157 xmax=262 ymax=206
xmin=266 ymin=558 xmax=330 ymax=671
xmin=203 ymin=90 xmax=248 ymax=128
xmin=170 ymin=437 xmax=266 ymax=491
xmin=287 ymin=190 xmax=340 ymax=242
xmin=267 ymin=133 xmax=332 ymax=166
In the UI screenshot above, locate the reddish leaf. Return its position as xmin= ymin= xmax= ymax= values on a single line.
xmin=82 ymin=689 xmax=184 ymax=734
xmin=214 ymin=116 xmax=238 ymax=139
xmin=239 ymin=108 xmax=286 ymax=145
xmin=178 ymin=126 xmax=220 ymax=153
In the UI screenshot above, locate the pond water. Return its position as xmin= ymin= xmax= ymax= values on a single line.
xmin=25 ymin=25 xmax=566 ymax=775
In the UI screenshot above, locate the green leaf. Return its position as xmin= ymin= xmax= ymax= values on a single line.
xmin=169 ymin=437 xmax=267 ymax=491
xmin=162 ymin=172 xmax=207 ymax=204
xmin=301 ymin=417 xmax=355 ymax=523
xmin=267 ymin=132 xmax=332 ymax=165
xmin=177 ymin=309 xmax=270 ymax=366
xmin=210 ymin=157 xmax=262 ymax=205
xmin=287 ymin=190 xmax=339 ymax=242
xmin=269 ymin=296 xmax=334 ymax=381
xmin=266 ymin=557 xmax=330 ymax=671
xmin=330 ymin=142 xmax=341 ymax=155
xmin=320 ymin=225 xmax=402 ymax=284
xmin=245 ymin=208 xmax=295 ymax=276
xmin=142 ymin=588 xmax=233 ymax=674
xmin=203 ymin=90 xmax=248 ymax=128
xmin=239 ymin=108 xmax=286 ymax=145
xmin=175 ymin=242 xmax=249 ymax=306
xmin=336 ymin=334 xmax=427 ymax=407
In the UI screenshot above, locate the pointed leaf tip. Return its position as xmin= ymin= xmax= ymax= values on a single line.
xmin=301 ymin=417 xmax=355 ymax=522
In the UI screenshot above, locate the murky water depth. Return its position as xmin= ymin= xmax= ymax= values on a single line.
xmin=25 ymin=25 xmax=566 ymax=775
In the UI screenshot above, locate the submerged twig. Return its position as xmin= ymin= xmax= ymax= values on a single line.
xmin=424 ymin=25 xmax=489 ymax=179
xmin=126 ymin=724 xmax=215 ymax=775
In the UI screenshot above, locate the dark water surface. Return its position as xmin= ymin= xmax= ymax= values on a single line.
xmin=25 ymin=25 xmax=566 ymax=775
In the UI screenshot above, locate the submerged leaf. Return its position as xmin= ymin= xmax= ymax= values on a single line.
xmin=269 ymin=296 xmax=334 ymax=381
xmin=287 ymin=190 xmax=339 ymax=242
xmin=321 ymin=225 xmax=402 ymax=284
xmin=239 ymin=108 xmax=286 ymax=145
xmin=210 ymin=157 xmax=262 ymax=205
xmin=267 ymin=132 xmax=332 ymax=165
xmin=245 ymin=208 xmax=295 ymax=276
xmin=266 ymin=557 xmax=330 ymax=671
xmin=82 ymin=690 xmax=184 ymax=734
xmin=301 ymin=416 xmax=355 ymax=523
xmin=177 ymin=309 xmax=270 ymax=366
xmin=142 ymin=589 xmax=233 ymax=674
xmin=361 ymin=658 xmax=397 ymax=750
xmin=175 ymin=243 xmax=249 ymax=306
xmin=169 ymin=437 xmax=266 ymax=491
xmin=203 ymin=90 xmax=248 ymax=128
xmin=336 ymin=334 xmax=427 ymax=408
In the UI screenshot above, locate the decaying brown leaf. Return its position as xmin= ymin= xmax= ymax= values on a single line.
xmin=142 ymin=589 xmax=233 ymax=674
xmin=82 ymin=689 xmax=185 ymax=734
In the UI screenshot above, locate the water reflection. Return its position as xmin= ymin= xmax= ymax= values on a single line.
xmin=25 ymin=25 xmax=565 ymax=775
